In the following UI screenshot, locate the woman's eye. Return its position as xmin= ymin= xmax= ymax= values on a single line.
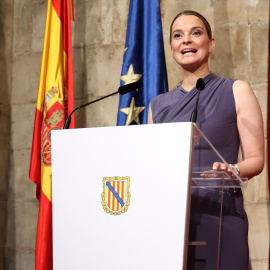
xmin=193 ymin=31 xmax=201 ymax=36
xmin=174 ymin=33 xmax=182 ymax=38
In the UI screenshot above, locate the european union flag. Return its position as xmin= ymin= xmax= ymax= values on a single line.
xmin=117 ymin=0 xmax=168 ymax=126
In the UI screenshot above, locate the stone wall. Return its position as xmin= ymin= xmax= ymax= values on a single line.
xmin=0 ymin=0 xmax=268 ymax=269
xmin=0 ymin=0 xmax=13 ymax=269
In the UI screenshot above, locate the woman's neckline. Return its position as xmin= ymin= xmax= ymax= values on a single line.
xmin=179 ymin=72 xmax=214 ymax=93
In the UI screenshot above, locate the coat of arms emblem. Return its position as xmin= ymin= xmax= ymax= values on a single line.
xmin=101 ymin=176 xmax=131 ymax=215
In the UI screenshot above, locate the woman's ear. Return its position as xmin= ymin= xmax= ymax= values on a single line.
xmin=209 ymin=38 xmax=216 ymax=53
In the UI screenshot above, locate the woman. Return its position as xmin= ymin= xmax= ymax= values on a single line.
xmin=148 ymin=10 xmax=264 ymax=270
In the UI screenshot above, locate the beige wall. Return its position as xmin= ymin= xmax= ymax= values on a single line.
xmin=0 ymin=0 xmax=268 ymax=269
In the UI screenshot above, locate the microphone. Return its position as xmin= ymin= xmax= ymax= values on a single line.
xmin=63 ymin=80 xmax=143 ymax=129
xmin=118 ymin=80 xmax=143 ymax=95
xmin=190 ymin=78 xmax=205 ymax=123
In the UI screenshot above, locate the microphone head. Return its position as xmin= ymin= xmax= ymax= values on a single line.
xmin=196 ymin=78 xmax=205 ymax=90
xmin=118 ymin=80 xmax=143 ymax=95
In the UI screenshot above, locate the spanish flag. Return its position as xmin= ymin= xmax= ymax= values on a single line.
xmin=29 ymin=0 xmax=75 ymax=268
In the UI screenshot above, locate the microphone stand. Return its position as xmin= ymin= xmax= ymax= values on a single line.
xmin=190 ymin=90 xmax=201 ymax=123
xmin=190 ymin=78 xmax=205 ymax=123
xmin=63 ymin=80 xmax=143 ymax=129
xmin=63 ymin=91 xmax=119 ymax=129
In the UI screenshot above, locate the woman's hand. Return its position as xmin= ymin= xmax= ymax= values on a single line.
xmin=213 ymin=162 xmax=240 ymax=179
xmin=200 ymin=162 xmax=239 ymax=179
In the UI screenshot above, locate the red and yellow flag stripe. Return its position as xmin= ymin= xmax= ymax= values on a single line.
xmin=106 ymin=181 xmax=127 ymax=211
xmin=29 ymin=0 xmax=75 ymax=269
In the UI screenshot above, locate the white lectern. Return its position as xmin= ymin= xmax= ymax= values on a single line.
xmin=51 ymin=123 xmax=247 ymax=270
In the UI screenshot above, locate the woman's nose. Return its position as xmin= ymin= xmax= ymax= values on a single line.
xmin=183 ymin=35 xmax=191 ymax=44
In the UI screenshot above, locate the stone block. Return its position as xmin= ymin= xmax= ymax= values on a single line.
xmin=161 ymin=0 xmax=214 ymax=38
xmin=6 ymin=200 xmax=38 ymax=251
xmin=244 ymin=146 xmax=268 ymax=204
xmin=243 ymin=177 xmax=255 ymax=203
xmin=232 ymin=0 xmax=269 ymax=23
xmin=13 ymin=0 xmax=32 ymax=55
xmin=0 ymin=104 xmax=10 ymax=151
xmin=226 ymin=0 xmax=269 ymax=24
xmin=160 ymin=0 xmax=166 ymax=40
xmin=84 ymin=0 xmax=114 ymax=46
xmin=11 ymin=103 xmax=36 ymax=150
xmin=250 ymin=19 xmax=269 ymax=84
xmin=4 ymin=248 xmax=15 ymax=270
xmin=245 ymin=203 xmax=269 ymax=261
xmin=248 ymin=0 xmax=270 ymax=22
xmin=73 ymin=0 xmax=121 ymax=46
xmin=0 ymin=54 xmax=12 ymax=92
xmin=0 ymin=201 xmax=7 ymax=247
xmin=9 ymin=149 xmax=37 ymax=201
xmin=100 ymin=0 xmax=113 ymax=45
xmin=85 ymin=43 xmax=123 ymax=97
xmin=249 ymin=261 xmax=269 ymax=270
xmin=0 ymin=0 xmax=13 ymax=55
xmin=210 ymin=24 xmax=235 ymax=79
xmin=227 ymin=23 xmax=251 ymax=82
xmin=0 ymin=246 xmax=5 ymax=270
xmin=74 ymin=98 xmax=87 ymax=128
xmin=210 ymin=1 xmax=238 ymax=27
xmin=32 ymin=0 xmax=46 ymax=3
xmin=84 ymin=1 xmax=104 ymax=46
xmin=12 ymin=53 xmax=42 ymax=104
xmin=112 ymin=0 xmax=129 ymax=43
xmin=224 ymin=0 xmax=250 ymax=24
xmin=254 ymin=162 xmax=268 ymax=203
xmin=79 ymin=94 xmax=118 ymax=128
xmin=32 ymin=0 xmax=47 ymax=53
xmin=73 ymin=0 xmax=88 ymax=47
xmin=73 ymin=47 xmax=88 ymax=100
xmin=5 ymin=200 xmax=37 ymax=269
xmin=252 ymin=83 xmax=268 ymax=136
xmin=5 ymin=246 xmax=35 ymax=270
xmin=0 ymin=150 xmax=9 ymax=200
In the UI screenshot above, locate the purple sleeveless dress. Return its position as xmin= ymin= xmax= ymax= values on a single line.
xmin=151 ymin=73 xmax=249 ymax=270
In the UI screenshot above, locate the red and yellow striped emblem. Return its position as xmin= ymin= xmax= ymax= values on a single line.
xmin=102 ymin=177 xmax=131 ymax=215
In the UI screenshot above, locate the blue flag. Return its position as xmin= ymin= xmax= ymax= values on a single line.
xmin=117 ymin=0 xmax=168 ymax=126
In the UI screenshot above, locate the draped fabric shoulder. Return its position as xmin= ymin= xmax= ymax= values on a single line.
xmin=151 ymin=85 xmax=198 ymax=123
xmin=151 ymin=73 xmax=236 ymax=123
xmin=151 ymin=73 xmax=239 ymax=167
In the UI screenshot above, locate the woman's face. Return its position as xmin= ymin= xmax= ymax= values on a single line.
xmin=170 ymin=15 xmax=215 ymax=70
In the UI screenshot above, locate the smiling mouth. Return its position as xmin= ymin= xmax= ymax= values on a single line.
xmin=181 ymin=49 xmax=197 ymax=55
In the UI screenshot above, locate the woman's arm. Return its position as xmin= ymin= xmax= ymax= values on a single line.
xmin=148 ymin=104 xmax=154 ymax=124
xmin=213 ymin=80 xmax=264 ymax=179
xmin=234 ymin=80 xmax=264 ymax=178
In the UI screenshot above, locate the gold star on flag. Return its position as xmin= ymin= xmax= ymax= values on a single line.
xmin=120 ymin=64 xmax=142 ymax=85
xmin=120 ymin=97 xmax=145 ymax=125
